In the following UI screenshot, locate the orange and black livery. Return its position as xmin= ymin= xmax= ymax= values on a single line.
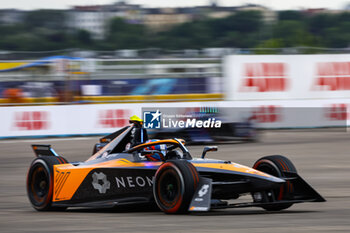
xmin=26 ymin=123 xmax=325 ymax=214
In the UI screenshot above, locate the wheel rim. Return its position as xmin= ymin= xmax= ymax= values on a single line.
xmin=157 ymin=168 xmax=181 ymax=208
xmin=29 ymin=164 xmax=50 ymax=205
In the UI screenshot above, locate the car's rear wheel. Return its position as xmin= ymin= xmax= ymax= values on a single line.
xmin=253 ymin=155 xmax=297 ymax=211
xmin=27 ymin=156 xmax=68 ymax=211
xmin=153 ymin=160 xmax=199 ymax=214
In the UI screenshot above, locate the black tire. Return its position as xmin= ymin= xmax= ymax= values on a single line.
xmin=26 ymin=156 xmax=68 ymax=211
xmin=153 ymin=160 xmax=199 ymax=214
xmin=252 ymin=155 xmax=297 ymax=211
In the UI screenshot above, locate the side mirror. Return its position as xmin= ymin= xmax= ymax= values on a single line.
xmin=201 ymin=146 xmax=218 ymax=159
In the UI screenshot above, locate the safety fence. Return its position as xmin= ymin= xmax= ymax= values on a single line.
xmin=0 ymin=99 xmax=348 ymax=138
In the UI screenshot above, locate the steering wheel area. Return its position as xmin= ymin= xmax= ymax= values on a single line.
xmin=165 ymin=150 xmax=182 ymax=160
xmin=127 ymin=139 xmax=190 ymax=162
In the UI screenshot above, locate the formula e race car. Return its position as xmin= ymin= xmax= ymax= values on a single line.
xmin=26 ymin=124 xmax=325 ymax=214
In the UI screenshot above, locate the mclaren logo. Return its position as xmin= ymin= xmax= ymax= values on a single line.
xmin=92 ymin=172 xmax=110 ymax=194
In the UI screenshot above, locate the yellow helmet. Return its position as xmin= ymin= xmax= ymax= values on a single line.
xmin=129 ymin=115 xmax=143 ymax=124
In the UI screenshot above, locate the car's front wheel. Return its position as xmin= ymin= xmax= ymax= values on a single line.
xmin=153 ymin=160 xmax=199 ymax=214
xmin=252 ymin=155 xmax=297 ymax=211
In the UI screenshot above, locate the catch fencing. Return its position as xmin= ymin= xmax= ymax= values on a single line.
xmin=0 ymin=99 xmax=348 ymax=138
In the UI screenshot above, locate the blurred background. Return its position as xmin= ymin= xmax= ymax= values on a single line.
xmin=0 ymin=0 xmax=350 ymax=105
xmin=0 ymin=0 xmax=349 ymax=138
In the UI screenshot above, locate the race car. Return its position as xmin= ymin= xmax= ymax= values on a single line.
xmin=26 ymin=123 xmax=325 ymax=214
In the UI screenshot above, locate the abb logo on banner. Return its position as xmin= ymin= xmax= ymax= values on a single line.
xmin=325 ymin=104 xmax=349 ymax=121
xmin=252 ymin=105 xmax=281 ymax=123
xmin=99 ymin=109 xmax=131 ymax=128
xmin=241 ymin=63 xmax=288 ymax=92
xmin=14 ymin=111 xmax=49 ymax=130
xmin=314 ymin=62 xmax=350 ymax=91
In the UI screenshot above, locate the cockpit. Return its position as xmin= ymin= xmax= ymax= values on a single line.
xmin=86 ymin=124 xmax=192 ymax=163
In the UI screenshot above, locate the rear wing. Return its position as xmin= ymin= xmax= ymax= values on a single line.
xmin=31 ymin=144 xmax=59 ymax=157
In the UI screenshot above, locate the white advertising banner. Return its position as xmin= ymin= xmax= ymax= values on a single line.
xmin=224 ymin=54 xmax=350 ymax=100
xmin=0 ymin=105 xmax=137 ymax=138
xmin=0 ymin=100 xmax=348 ymax=138
xmin=0 ymin=102 xmax=210 ymax=138
xmin=216 ymin=99 xmax=350 ymax=129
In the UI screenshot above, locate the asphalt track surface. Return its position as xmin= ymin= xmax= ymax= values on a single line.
xmin=0 ymin=129 xmax=349 ymax=233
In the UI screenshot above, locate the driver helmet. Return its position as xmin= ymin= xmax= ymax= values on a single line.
xmin=129 ymin=115 xmax=143 ymax=126
xmin=144 ymin=139 xmax=166 ymax=161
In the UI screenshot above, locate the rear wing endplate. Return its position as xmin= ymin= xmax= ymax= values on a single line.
xmin=31 ymin=144 xmax=59 ymax=157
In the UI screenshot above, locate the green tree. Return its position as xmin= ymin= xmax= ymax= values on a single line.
xmin=279 ymin=11 xmax=304 ymax=21
xmin=1 ymin=9 xmax=350 ymax=53
xmin=106 ymin=18 xmax=149 ymax=49
xmin=272 ymin=20 xmax=316 ymax=47
xmin=25 ymin=10 xmax=66 ymax=30
xmin=76 ymin=30 xmax=92 ymax=45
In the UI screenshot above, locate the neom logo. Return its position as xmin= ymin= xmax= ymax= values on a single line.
xmin=241 ymin=63 xmax=288 ymax=92
xmin=314 ymin=62 xmax=350 ymax=91
xmin=115 ymin=176 xmax=153 ymax=188
xmin=14 ymin=111 xmax=49 ymax=130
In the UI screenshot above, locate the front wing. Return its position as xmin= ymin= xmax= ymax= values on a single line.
xmin=189 ymin=172 xmax=325 ymax=212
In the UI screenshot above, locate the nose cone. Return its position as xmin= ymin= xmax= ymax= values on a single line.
xmin=267 ymin=175 xmax=285 ymax=184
